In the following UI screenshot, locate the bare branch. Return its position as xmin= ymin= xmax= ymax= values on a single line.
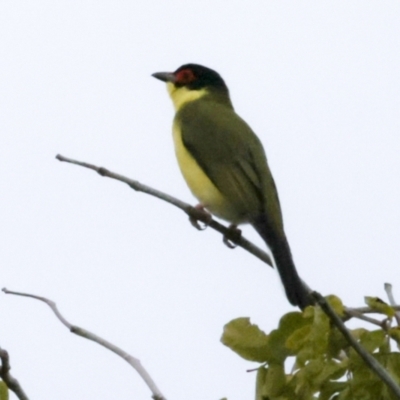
xmin=312 ymin=291 xmax=400 ymax=399
xmin=55 ymin=154 xmax=273 ymax=267
xmin=346 ymin=305 xmax=400 ymax=314
xmin=0 ymin=347 xmax=29 ymax=400
xmin=384 ymin=283 xmax=400 ymax=326
xmin=3 ymin=288 xmax=166 ymax=400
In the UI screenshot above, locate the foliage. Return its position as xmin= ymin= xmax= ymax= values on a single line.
xmin=221 ymin=296 xmax=400 ymax=400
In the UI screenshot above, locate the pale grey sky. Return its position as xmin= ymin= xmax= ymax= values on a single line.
xmin=1 ymin=1 xmax=400 ymax=399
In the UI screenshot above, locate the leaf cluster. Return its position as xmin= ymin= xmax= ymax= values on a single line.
xmin=221 ymin=296 xmax=400 ymax=400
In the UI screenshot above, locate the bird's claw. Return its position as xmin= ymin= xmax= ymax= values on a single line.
xmin=189 ymin=204 xmax=212 ymax=231
xmin=223 ymin=225 xmax=242 ymax=249
xmin=190 ymin=217 xmax=207 ymax=230
xmin=223 ymin=236 xmax=236 ymax=248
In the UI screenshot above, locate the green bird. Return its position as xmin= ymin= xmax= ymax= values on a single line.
xmin=152 ymin=63 xmax=311 ymax=309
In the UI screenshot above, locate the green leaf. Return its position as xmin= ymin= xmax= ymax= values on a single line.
xmin=264 ymin=364 xmax=286 ymax=398
xmin=257 ymin=365 xmax=299 ymax=400
xmin=382 ymin=352 xmax=400 ymax=381
xmin=358 ymin=329 xmax=387 ymax=353
xmin=327 ymin=327 xmax=348 ymax=359
xmin=268 ymin=312 xmax=311 ymax=364
xmin=0 ymin=381 xmax=8 ymax=400
xmin=287 ymin=306 xmax=330 ymax=365
xmin=365 ymin=297 xmax=395 ymax=317
xmin=295 ymin=358 xmax=325 ymax=395
xmin=221 ymin=318 xmax=269 ymax=362
xmin=290 ymin=357 xmax=346 ymax=399
xmin=319 ymin=381 xmax=347 ymax=400
xmin=286 ymin=325 xmax=312 ymax=352
xmin=347 ymin=330 xmax=387 ymax=371
xmin=325 ymin=295 xmax=345 ymax=316
xmin=314 ymin=359 xmax=347 ymax=387
xmin=308 ymin=306 xmax=330 ymax=354
xmin=349 ymin=328 xmax=368 ymax=341
xmin=222 ymin=313 xmax=313 ymax=364
xmin=389 ymin=327 xmax=400 ymax=350
xmin=255 ymin=367 xmax=269 ymax=400
xmin=346 ymin=351 xmax=400 ymax=399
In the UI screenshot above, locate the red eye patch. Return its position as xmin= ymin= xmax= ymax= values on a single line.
xmin=174 ymin=69 xmax=196 ymax=85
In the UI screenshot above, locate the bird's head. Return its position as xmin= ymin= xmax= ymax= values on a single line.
xmin=152 ymin=64 xmax=230 ymax=110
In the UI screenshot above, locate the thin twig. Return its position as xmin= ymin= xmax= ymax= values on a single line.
xmin=384 ymin=283 xmax=400 ymax=326
xmin=55 ymin=154 xmax=273 ymax=267
xmin=344 ymin=307 xmax=386 ymax=328
xmin=312 ymin=291 xmax=400 ymax=399
xmin=0 ymin=347 xmax=29 ymax=400
xmin=2 ymin=288 xmax=166 ymax=400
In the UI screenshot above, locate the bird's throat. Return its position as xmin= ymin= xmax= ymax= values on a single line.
xmin=167 ymin=82 xmax=208 ymax=111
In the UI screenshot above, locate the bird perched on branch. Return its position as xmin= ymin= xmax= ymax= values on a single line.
xmin=152 ymin=63 xmax=312 ymax=309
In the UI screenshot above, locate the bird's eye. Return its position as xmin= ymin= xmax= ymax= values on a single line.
xmin=175 ymin=69 xmax=196 ymax=85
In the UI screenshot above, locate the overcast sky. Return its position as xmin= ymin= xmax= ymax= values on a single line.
xmin=1 ymin=2 xmax=400 ymax=399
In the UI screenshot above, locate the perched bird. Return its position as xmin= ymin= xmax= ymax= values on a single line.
xmin=152 ymin=63 xmax=311 ymax=309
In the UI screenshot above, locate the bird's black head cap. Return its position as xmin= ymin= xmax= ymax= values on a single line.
xmin=173 ymin=64 xmax=229 ymax=93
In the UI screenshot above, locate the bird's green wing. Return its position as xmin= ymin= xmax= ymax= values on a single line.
xmin=178 ymin=100 xmax=283 ymax=228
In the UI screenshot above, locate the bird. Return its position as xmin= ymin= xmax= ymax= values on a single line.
xmin=152 ymin=63 xmax=312 ymax=309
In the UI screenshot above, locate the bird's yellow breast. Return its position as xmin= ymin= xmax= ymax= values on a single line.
xmin=172 ymin=121 xmax=235 ymax=220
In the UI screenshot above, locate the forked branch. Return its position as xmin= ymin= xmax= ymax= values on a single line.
xmin=2 ymin=288 xmax=166 ymax=400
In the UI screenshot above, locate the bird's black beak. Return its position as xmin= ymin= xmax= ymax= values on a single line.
xmin=152 ymin=72 xmax=175 ymax=83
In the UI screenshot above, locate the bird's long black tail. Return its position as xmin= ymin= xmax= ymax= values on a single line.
xmin=252 ymin=215 xmax=312 ymax=309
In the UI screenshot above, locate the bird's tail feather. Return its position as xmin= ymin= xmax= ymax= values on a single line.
xmin=252 ymin=215 xmax=312 ymax=309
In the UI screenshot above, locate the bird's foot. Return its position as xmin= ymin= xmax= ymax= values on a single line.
xmin=223 ymin=224 xmax=242 ymax=249
xmin=189 ymin=204 xmax=212 ymax=231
